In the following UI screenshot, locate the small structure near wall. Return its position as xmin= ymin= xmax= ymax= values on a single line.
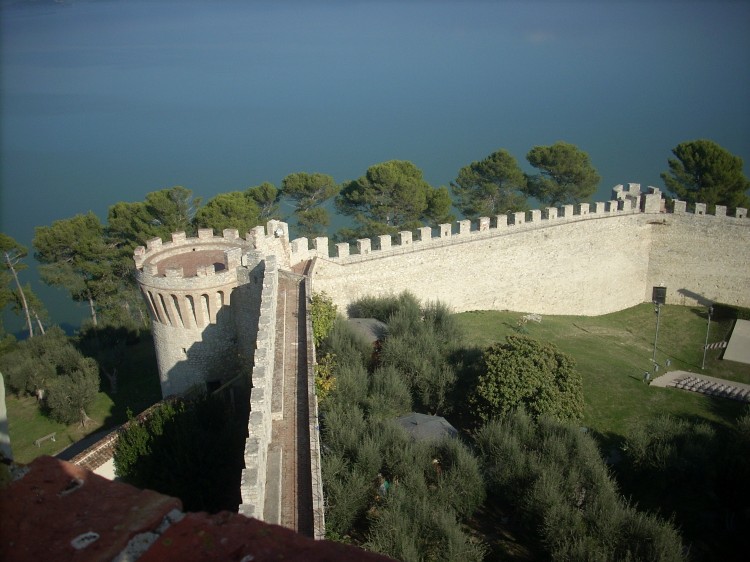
xmin=723 ymin=319 xmax=750 ymax=366
xmin=395 ymin=413 xmax=458 ymax=442
xmin=346 ymin=318 xmax=388 ymax=344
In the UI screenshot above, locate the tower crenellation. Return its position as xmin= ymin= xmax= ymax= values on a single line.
xmin=133 ymin=222 xmax=292 ymax=397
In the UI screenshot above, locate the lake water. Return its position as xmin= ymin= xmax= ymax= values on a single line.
xmin=2 ymin=0 xmax=749 ymax=331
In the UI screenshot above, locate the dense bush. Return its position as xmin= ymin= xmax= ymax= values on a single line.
xmin=470 ymin=335 xmax=584 ymax=423
xmin=319 ymin=297 xmax=485 ymax=559
xmin=363 ymin=365 xmax=413 ymax=420
xmin=0 ymin=326 xmax=100 ymax=426
xmin=346 ymin=291 xmax=422 ymax=323
xmin=310 ymin=291 xmax=337 ymax=347
xmin=322 ymin=413 xmax=486 ymax=560
xmin=319 ymin=315 xmax=374 ymax=366
xmin=365 ymin=491 xmax=486 ymax=562
xmin=623 ymin=415 xmax=718 ymax=484
xmin=377 ymin=299 xmax=462 ymax=415
xmin=475 ymin=410 xmax=684 ymax=562
xmin=114 ymin=394 xmax=246 ymax=512
xmin=618 ymin=412 xmax=750 ymax=560
xmin=710 ymin=302 xmax=750 ymax=321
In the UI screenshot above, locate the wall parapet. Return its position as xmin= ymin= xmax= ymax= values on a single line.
xmin=134 ymin=228 xmax=249 ymax=269
xmin=136 ymin=264 xmax=241 ymax=293
xmin=238 ymin=256 xmax=279 ymax=521
xmin=134 ymin=222 xmax=292 ymax=276
xmin=302 ymin=277 xmax=326 ymax=539
xmin=69 ymin=399 xmax=179 ymax=475
xmin=288 ymin=184 xmax=747 ymax=267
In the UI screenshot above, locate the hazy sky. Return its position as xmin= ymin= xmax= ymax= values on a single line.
xmin=2 ymin=0 xmax=749 ymax=326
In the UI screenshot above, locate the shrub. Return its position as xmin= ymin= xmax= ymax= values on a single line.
xmin=319 ymin=293 xmax=483 ymax=557
xmin=310 ymin=291 xmax=337 ymax=347
xmin=365 ymin=490 xmax=486 ymax=562
xmin=321 ymin=401 xmax=368 ymax=460
xmin=347 ymin=291 xmax=421 ymax=323
xmin=623 ymin=415 xmax=718 ymax=485
xmin=113 ymin=395 xmax=246 ymax=512
xmin=322 ymin=449 xmax=372 ymax=536
xmin=364 ymin=365 xmax=413 ymax=420
xmin=321 ymin=316 xmax=373 ymax=366
xmin=44 ymin=358 xmax=100 ymax=426
xmin=378 ymin=300 xmax=460 ymax=415
xmin=475 ymin=411 xmax=684 ymax=561
xmin=314 ymin=352 xmax=336 ymax=402
xmin=711 ymin=302 xmax=750 ymax=321
xmin=470 ymin=335 xmax=584 ymax=423
xmin=618 ymin=412 xmax=750 ymax=558
xmin=428 ymin=437 xmax=486 ymax=518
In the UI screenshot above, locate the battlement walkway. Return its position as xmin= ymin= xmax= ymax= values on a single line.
xmin=263 ymin=272 xmax=314 ymax=536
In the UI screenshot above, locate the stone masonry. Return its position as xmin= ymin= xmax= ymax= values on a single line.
xmin=303 ymin=185 xmax=749 ymax=315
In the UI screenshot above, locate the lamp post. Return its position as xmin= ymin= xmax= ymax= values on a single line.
xmin=651 ymin=286 xmax=666 ymax=364
xmin=702 ymin=305 xmax=713 ymax=370
xmin=652 ymin=303 xmax=662 ymax=363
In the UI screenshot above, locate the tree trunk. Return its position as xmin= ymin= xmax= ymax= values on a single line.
xmin=79 ymin=408 xmax=93 ymax=429
xmin=32 ymin=309 xmax=46 ymax=335
xmin=88 ymin=294 xmax=98 ymax=327
xmin=103 ymin=367 xmax=118 ymax=394
xmin=3 ymin=251 xmax=34 ymax=337
xmin=139 ymin=305 xmax=149 ymax=327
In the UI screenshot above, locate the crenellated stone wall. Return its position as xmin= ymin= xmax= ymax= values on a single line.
xmin=646 ymin=210 xmax=750 ymax=307
xmin=134 ymin=224 xmax=291 ymax=398
xmin=238 ymin=256 xmax=278 ymax=520
xmin=302 ymin=276 xmax=326 ymax=539
xmin=300 ymin=185 xmax=748 ymax=316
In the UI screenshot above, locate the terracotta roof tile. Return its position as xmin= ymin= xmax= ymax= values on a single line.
xmin=0 ymin=456 xmax=392 ymax=562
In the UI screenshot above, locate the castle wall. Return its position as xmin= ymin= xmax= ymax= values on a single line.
xmin=309 ymin=213 xmax=653 ymax=316
xmin=239 ymin=256 xmax=279 ymax=520
xmin=132 ymin=223 xmax=289 ymax=399
xmin=232 ymin=253 xmax=267 ymax=364
xmin=647 ymin=212 xmax=750 ymax=307
xmin=302 ymin=278 xmax=326 ymax=539
xmin=151 ymin=314 xmax=238 ymax=397
xmin=305 ymin=194 xmax=749 ymax=316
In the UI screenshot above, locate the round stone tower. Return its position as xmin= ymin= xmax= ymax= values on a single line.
xmin=133 ymin=228 xmax=252 ymax=397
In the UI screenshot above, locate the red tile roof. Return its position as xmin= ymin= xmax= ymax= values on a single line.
xmin=0 ymin=456 xmax=392 ymax=562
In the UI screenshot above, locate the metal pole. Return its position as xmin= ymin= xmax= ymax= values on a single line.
xmin=652 ymin=304 xmax=661 ymax=363
xmin=702 ymin=306 xmax=712 ymax=370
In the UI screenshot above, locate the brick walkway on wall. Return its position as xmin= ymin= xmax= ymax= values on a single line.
xmin=264 ymin=273 xmax=314 ymax=536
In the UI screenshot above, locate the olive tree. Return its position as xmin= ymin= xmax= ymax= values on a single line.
xmin=475 ymin=411 xmax=684 ymax=562
xmin=470 ymin=335 xmax=583 ymax=423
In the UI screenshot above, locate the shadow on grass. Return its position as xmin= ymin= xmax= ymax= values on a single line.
xmin=76 ymin=325 xmax=162 ymax=430
xmin=610 ymin=408 xmax=749 ymax=562
xmin=703 ymin=392 xmax=749 ymax=427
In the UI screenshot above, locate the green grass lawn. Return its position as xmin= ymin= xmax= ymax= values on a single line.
xmin=455 ymin=304 xmax=750 ymax=443
xmin=6 ymin=337 xmax=161 ymax=464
